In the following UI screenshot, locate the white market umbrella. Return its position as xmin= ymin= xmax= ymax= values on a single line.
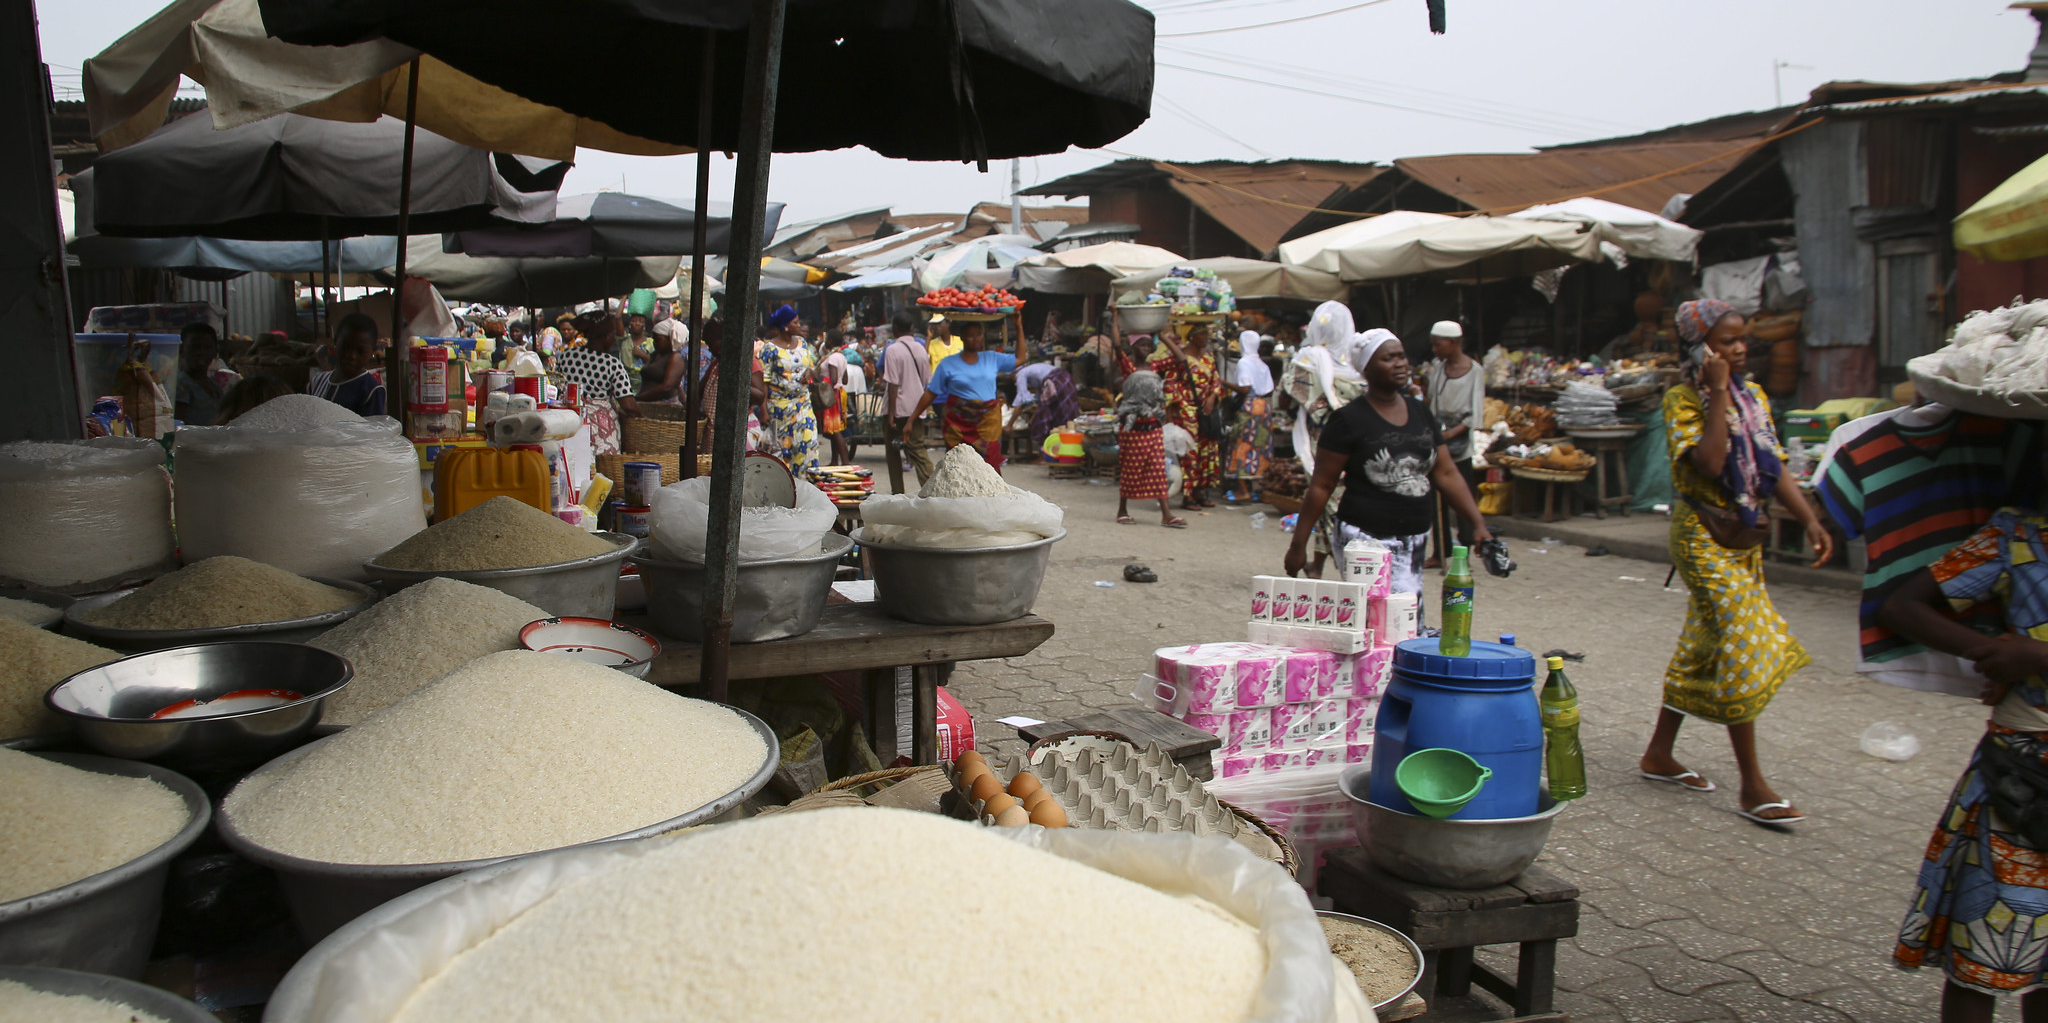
xmin=1276 ymin=210 xmax=1456 ymax=273
xmin=917 ymin=234 xmax=1044 ymax=292
xmin=1309 ymin=216 xmax=1606 ymax=283
xmin=1016 ymin=240 xmax=1181 ymax=294
xmin=1507 ymin=197 xmax=1701 ymax=265
xmin=1112 ymin=256 xmax=1346 ymax=303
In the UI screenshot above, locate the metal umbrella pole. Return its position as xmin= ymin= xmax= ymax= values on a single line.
xmin=682 ymin=34 xmax=715 ymax=474
xmin=386 ymin=57 xmax=422 ymax=424
xmin=700 ymin=0 xmax=785 ymax=702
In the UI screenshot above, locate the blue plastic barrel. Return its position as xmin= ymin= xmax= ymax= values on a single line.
xmin=1369 ymin=638 xmax=1542 ymax=820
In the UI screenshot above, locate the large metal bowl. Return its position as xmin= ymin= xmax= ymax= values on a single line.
xmin=363 ymin=533 xmax=638 ymax=619
xmin=0 ymin=965 xmax=217 ymax=1022
xmin=0 ymin=753 xmax=210 ymax=977
xmin=216 ymin=708 xmax=780 ymax=942
xmin=851 ymin=528 xmax=1063 ymax=626
xmin=1116 ymin=303 xmax=1170 ymax=332
xmin=45 ymin=642 xmax=353 ymax=772
xmin=1338 ymin=763 xmax=1563 ymax=889
xmin=1317 ymin=910 xmax=1425 ymax=1014
xmin=631 ymin=533 xmax=850 ymax=643
xmin=62 ymin=577 xmax=380 ymax=651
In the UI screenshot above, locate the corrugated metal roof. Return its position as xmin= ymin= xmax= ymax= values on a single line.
xmin=1823 ymin=81 xmax=2048 ymax=112
xmin=1395 ymin=141 xmax=1751 ymax=215
xmin=1158 ymin=161 xmax=1382 ymax=252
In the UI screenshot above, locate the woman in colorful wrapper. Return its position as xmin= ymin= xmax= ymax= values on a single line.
xmin=1637 ymin=298 xmax=1830 ymax=825
xmin=756 ymin=304 xmax=823 ymax=474
xmin=1883 ymin=507 xmax=2048 ymax=1021
xmin=1110 ymin=334 xmax=1185 ymax=528
xmin=1225 ymin=328 xmax=1275 ymax=502
xmin=902 ymin=313 xmax=1023 ymax=471
xmin=1152 ymin=321 xmax=1227 ymax=510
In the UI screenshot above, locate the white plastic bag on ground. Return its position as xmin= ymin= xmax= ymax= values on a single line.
xmin=1861 ymin=721 xmax=1921 ymax=761
xmin=266 ymin=815 xmax=1363 ymax=1023
xmin=649 ymin=475 xmax=836 ymax=562
xmin=0 ymin=437 xmax=176 ymax=591
xmin=858 ymin=485 xmax=1063 ymax=548
xmin=174 ymin=417 xmax=425 ymax=581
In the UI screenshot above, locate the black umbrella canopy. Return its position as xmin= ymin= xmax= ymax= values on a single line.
xmin=444 ymin=192 xmax=787 ymax=258
xmin=257 ymin=0 xmax=1155 ymax=162
xmin=89 ymin=111 xmax=569 ymax=240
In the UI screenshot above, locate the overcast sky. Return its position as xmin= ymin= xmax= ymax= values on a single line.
xmin=38 ymin=0 xmax=2038 ymax=227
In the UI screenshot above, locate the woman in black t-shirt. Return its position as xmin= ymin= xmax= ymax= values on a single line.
xmin=1283 ymin=331 xmax=1491 ymax=624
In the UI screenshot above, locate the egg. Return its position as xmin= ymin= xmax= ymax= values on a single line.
xmin=955 ymin=750 xmax=987 ymax=773
xmin=981 ymin=792 xmax=1018 ymax=818
xmin=1022 ymin=787 xmax=1053 ymax=811
xmin=1029 ymin=801 xmax=1069 ymax=828
xmin=994 ymin=806 xmax=1032 ymax=827
xmin=956 ymin=760 xmax=992 ymax=790
xmin=1007 ymin=771 xmax=1042 ymax=799
xmin=967 ymin=773 xmax=1003 ymax=803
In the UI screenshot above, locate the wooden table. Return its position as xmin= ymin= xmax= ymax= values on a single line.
xmin=1571 ymin=434 xmax=1633 ymax=519
xmin=1320 ymin=849 xmax=1579 ymax=1022
xmin=626 ymin=603 xmax=1055 ymax=765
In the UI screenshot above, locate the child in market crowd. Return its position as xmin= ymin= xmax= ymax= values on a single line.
xmin=305 ymin=313 xmax=387 ymax=417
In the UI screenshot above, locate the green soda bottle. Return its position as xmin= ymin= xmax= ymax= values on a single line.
xmin=1540 ymin=656 xmax=1587 ymax=800
xmin=1440 ymin=545 xmax=1473 ymax=656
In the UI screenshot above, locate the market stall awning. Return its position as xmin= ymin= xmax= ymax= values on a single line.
xmin=1274 ymin=210 xmax=1455 ymax=274
xmin=402 ymin=236 xmax=680 ymax=307
xmin=83 ymin=0 xmax=684 ymax=159
xmin=1288 ymin=216 xmax=1605 ymax=283
xmin=64 ymin=170 xmax=403 ymax=274
xmin=1506 ymin=197 xmax=1701 ymax=264
xmin=1016 ymin=241 xmax=1181 ymax=294
xmin=917 ymin=235 xmax=1044 ymax=292
xmin=1955 ymin=150 xmax=2048 ymax=263
xmin=829 ymin=267 xmax=915 ymax=292
xmin=1111 ymin=257 xmax=1346 ymax=303
xmin=445 ymin=193 xmax=785 ymax=259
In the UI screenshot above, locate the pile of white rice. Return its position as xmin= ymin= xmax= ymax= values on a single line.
xmin=75 ymin=556 xmax=358 ymax=631
xmin=387 ymin=808 xmax=1266 ymax=1023
xmin=310 ymin=578 xmax=550 ymax=726
xmin=0 ymin=981 xmax=170 ymax=1023
xmin=918 ymin=444 xmax=1009 ymax=498
xmin=230 ymin=393 xmax=364 ymax=431
xmin=374 ymin=497 xmax=614 ymax=572
xmin=0 ymin=616 xmax=121 ymax=738
xmin=223 ymin=651 xmax=765 ymax=865
xmin=0 ymin=595 xmax=61 ymax=627
xmin=0 ymin=747 xmax=187 ymax=903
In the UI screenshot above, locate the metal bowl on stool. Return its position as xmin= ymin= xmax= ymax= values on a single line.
xmin=851 ymin=528 xmax=1063 ymax=626
xmin=63 ymin=578 xmax=379 ymax=651
xmin=364 ymin=534 xmax=639 ymax=620
xmin=1317 ymin=910 xmax=1425 ymax=1014
xmin=631 ymin=533 xmax=850 ymax=643
xmin=0 ymin=754 xmax=210 ymax=977
xmin=1338 ymin=763 xmax=1563 ymax=889
xmin=45 ymin=643 xmax=353 ymax=773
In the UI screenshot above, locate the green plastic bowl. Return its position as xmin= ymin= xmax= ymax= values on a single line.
xmin=1395 ymin=748 xmax=1493 ymax=818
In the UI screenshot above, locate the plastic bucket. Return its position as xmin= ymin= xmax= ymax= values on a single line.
xmin=71 ymin=335 xmax=181 ymax=421
xmin=1395 ymin=748 xmax=1492 ymax=818
xmin=1369 ymin=638 xmax=1540 ymax=820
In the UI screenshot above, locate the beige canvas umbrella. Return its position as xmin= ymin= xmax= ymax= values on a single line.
xmin=1291 ymin=216 xmax=1605 ymax=283
xmin=83 ymin=0 xmax=681 ymax=160
xmin=1015 ymin=241 xmax=1182 ymax=294
xmin=1112 ymin=257 xmax=1346 ymax=303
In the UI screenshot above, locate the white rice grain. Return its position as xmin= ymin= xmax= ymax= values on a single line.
xmin=223 ymin=651 xmax=765 ymax=865
xmin=0 ymin=595 xmax=61 ymax=627
xmin=0 ymin=980 xmax=171 ymax=1023
xmin=373 ymin=497 xmax=613 ymax=572
xmin=229 ymin=393 xmax=364 ymax=431
xmin=310 ymin=577 xmax=550 ymax=725
xmin=391 ymin=808 xmax=1266 ymax=1023
xmin=0 ymin=747 xmax=187 ymax=903
xmin=0 ymin=616 xmax=121 ymax=739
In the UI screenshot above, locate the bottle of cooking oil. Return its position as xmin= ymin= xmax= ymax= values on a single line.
xmin=1540 ymin=656 xmax=1586 ymax=800
xmin=1439 ymin=546 xmax=1473 ymax=656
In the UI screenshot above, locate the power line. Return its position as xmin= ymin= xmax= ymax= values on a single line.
xmin=1157 ymin=61 xmax=1623 ymax=137
xmin=1157 ymin=0 xmax=1396 ymax=37
xmin=1157 ymin=96 xmax=1271 ymax=158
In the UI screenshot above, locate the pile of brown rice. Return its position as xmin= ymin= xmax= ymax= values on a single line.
xmin=373 ymin=497 xmax=614 ymax=573
xmin=223 ymin=651 xmax=766 ymax=865
xmin=74 ymin=556 xmax=358 ymax=631
xmin=0 ymin=616 xmax=120 ymax=738
xmin=0 ymin=747 xmax=187 ymax=903
xmin=310 ymin=578 xmax=551 ymax=726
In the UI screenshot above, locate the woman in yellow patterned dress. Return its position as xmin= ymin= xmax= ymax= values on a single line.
xmin=1637 ymin=299 xmax=1832 ymax=825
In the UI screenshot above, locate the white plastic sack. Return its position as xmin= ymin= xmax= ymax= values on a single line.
xmin=648 ymin=475 xmax=836 ymax=563
xmin=857 ymin=484 xmax=1063 ymax=548
xmin=173 ymin=417 xmax=426 ymax=581
xmin=0 ymin=437 xmax=176 ymax=590
xmin=265 ymin=818 xmax=1364 ymax=1023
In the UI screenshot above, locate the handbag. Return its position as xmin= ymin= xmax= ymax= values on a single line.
xmin=1976 ymin=733 xmax=2048 ymax=849
xmin=1197 ymin=404 xmax=1227 ymax=440
xmin=1681 ymin=495 xmax=1767 ymax=550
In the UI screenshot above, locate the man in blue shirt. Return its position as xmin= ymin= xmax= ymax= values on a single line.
xmin=306 ymin=313 xmax=387 ymax=417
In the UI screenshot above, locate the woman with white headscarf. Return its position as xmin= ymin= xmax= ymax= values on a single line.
xmin=1281 ymin=301 xmax=1370 ymax=575
xmin=1225 ymin=328 xmax=1276 ymax=499
xmin=1285 ymin=329 xmax=1491 ymax=622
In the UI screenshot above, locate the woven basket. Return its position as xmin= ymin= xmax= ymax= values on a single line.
xmin=1220 ymin=798 xmax=1301 ymax=878
xmin=621 ymin=416 xmax=696 ymax=455
xmin=820 ymin=765 xmax=946 ymax=798
xmin=1265 ymin=493 xmax=1303 ymax=514
xmin=638 ymin=404 xmax=700 ymax=424
xmin=1510 ymin=465 xmax=1590 ymax=483
xmin=595 ymin=452 xmax=715 ymax=490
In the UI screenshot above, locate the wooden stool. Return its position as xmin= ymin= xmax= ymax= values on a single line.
xmin=1510 ymin=470 xmax=1584 ymax=524
xmin=1578 ymin=436 xmax=1632 ymax=519
xmin=1015 ymin=708 xmax=1221 ymax=780
xmin=1320 ymin=849 xmax=1579 ymax=1022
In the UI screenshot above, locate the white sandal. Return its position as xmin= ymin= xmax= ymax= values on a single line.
xmin=1737 ymin=801 xmax=1806 ymax=825
xmin=1639 ymin=769 xmax=1716 ymax=793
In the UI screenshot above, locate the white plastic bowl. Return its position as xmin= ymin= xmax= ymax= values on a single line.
xmin=519 ymin=617 xmax=661 ymax=679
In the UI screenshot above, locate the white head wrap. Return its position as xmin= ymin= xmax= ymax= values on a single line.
xmin=1304 ymin=300 xmax=1355 ymax=350
xmin=1240 ymin=329 xmax=1261 ymax=350
xmin=1352 ymin=328 xmax=1402 ymax=373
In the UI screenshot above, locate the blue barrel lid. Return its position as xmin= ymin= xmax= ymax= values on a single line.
xmin=1393 ymin=637 xmax=1536 ymax=681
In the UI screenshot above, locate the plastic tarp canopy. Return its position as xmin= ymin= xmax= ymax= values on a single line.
xmin=1955 ymin=150 xmax=2048 ymax=263
xmin=64 ymin=173 xmax=402 ymax=274
xmin=1016 ymin=241 xmax=1181 ymax=295
xmin=1112 ymin=257 xmax=1346 ymax=302
xmin=82 ymin=0 xmax=683 ymax=159
xmin=445 ymin=193 xmax=784 ymax=259
xmin=1275 ymin=210 xmax=1455 ymax=273
xmin=402 ymin=236 xmax=679 ymax=306
xmin=1507 ymin=197 xmax=1702 ymax=265
xmin=917 ymin=234 xmax=1044 ymax=292
xmin=830 ymin=267 xmax=914 ymax=292
xmin=1297 ymin=216 xmax=1606 ymax=283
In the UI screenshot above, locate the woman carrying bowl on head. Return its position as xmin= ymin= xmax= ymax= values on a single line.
xmin=902 ymin=312 xmax=1024 ymax=472
xmin=1637 ymin=298 xmax=1830 ymax=826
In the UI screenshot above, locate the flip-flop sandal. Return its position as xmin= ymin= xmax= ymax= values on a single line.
xmin=1737 ymin=801 xmax=1806 ymax=825
xmin=1640 ymin=769 xmax=1716 ymax=792
xmin=1162 ymin=518 xmax=1188 ymax=528
xmin=1116 ymin=515 xmax=1137 ymax=525
xmin=1123 ymin=565 xmax=1158 ymax=583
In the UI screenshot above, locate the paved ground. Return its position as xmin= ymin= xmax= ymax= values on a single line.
xmin=868 ymin=452 xmax=2014 ymax=1021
